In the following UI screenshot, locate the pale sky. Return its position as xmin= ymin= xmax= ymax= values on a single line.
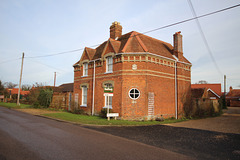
xmin=0 ymin=0 xmax=239 ymax=92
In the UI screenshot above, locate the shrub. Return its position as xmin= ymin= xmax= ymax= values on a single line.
xmin=99 ymin=108 xmax=112 ymax=118
xmin=33 ymin=102 xmax=40 ymax=108
xmin=155 ymin=116 xmax=164 ymax=121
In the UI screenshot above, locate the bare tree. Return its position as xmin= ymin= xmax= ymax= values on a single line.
xmin=196 ymin=80 xmax=208 ymax=84
xmin=22 ymin=84 xmax=32 ymax=91
xmin=4 ymin=82 xmax=18 ymax=88
xmin=0 ymin=80 xmax=8 ymax=96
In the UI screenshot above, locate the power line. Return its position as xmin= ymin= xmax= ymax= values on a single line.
xmin=0 ymin=58 xmax=21 ymax=64
xmin=25 ymin=44 xmax=100 ymax=59
xmin=143 ymin=3 xmax=240 ymax=35
xmin=23 ymin=3 xmax=240 ymax=59
xmin=1 ymin=3 xmax=240 ymax=61
xmin=187 ymin=0 xmax=223 ymax=76
xmin=26 ymin=59 xmax=65 ymax=73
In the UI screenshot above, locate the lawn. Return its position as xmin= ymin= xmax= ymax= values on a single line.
xmin=43 ymin=112 xmax=186 ymax=126
xmin=0 ymin=102 xmax=187 ymax=126
xmin=0 ymin=102 xmax=32 ymax=109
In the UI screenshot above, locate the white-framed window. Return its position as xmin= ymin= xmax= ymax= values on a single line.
xmin=105 ymin=95 xmax=112 ymax=108
xmin=81 ymin=86 xmax=87 ymax=106
xmin=104 ymin=83 xmax=113 ymax=108
xmin=106 ymin=56 xmax=113 ymax=73
xmin=83 ymin=63 xmax=88 ymax=76
xmin=129 ymin=88 xmax=140 ymax=100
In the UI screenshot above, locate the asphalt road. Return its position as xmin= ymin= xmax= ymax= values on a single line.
xmin=0 ymin=107 xmax=193 ymax=160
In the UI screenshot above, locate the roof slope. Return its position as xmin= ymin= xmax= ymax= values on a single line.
xmin=227 ymin=89 xmax=240 ymax=98
xmin=191 ymin=88 xmax=206 ymax=99
xmin=58 ymin=83 xmax=74 ymax=92
xmin=76 ymin=30 xmax=190 ymax=64
xmin=191 ymin=84 xmax=221 ymax=97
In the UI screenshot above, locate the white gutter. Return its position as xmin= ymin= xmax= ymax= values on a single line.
xmin=92 ymin=60 xmax=96 ymax=115
xmin=175 ymin=61 xmax=178 ymax=119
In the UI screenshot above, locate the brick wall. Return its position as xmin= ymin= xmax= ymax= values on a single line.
xmin=74 ymin=53 xmax=191 ymax=120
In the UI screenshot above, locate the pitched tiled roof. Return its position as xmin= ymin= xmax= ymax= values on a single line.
xmin=75 ymin=30 xmax=191 ymax=64
xmin=58 ymin=83 xmax=73 ymax=92
xmin=191 ymin=84 xmax=221 ymax=97
xmin=92 ymin=41 xmax=108 ymax=59
xmin=191 ymin=88 xmax=206 ymax=99
xmin=227 ymin=89 xmax=240 ymax=98
xmin=6 ymin=88 xmax=30 ymax=95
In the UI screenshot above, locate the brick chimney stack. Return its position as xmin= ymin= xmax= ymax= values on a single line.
xmin=110 ymin=21 xmax=122 ymax=39
xmin=173 ymin=31 xmax=183 ymax=59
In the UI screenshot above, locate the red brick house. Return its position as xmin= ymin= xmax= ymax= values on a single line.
xmin=226 ymin=86 xmax=240 ymax=107
xmin=73 ymin=22 xmax=191 ymax=120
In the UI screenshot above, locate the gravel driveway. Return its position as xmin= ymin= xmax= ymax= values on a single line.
xmin=165 ymin=107 xmax=240 ymax=134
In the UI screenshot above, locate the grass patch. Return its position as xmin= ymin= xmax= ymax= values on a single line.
xmin=43 ymin=112 xmax=186 ymax=126
xmin=0 ymin=102 xmax=32 ymax=109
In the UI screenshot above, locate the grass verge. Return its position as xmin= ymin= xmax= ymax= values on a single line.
xmin=0 ymin=102 xmax=32 ymax=109
xmin=43 ymin=112 xmax=187 ymax=126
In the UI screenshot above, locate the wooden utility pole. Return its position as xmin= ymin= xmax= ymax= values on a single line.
xmin=17 ymin=52 xmax=24 ymax=106
xmin=224 ymin=75 xmax=226 ymax=95
xmin=224 ymin=75 xmax=226 ymax=107
xmin=54 ymin=72 xmax=56 ymax=87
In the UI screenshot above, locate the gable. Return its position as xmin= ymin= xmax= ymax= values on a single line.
xmin=79 ymin=48 xmax=91 ymax=63
xmin=207 ymin=88 xmax=220 ymax=98
xmin=101 ymin=40 xmax=116 ymax=57
xmin=85 ymin=47 xmax=96 ymax=60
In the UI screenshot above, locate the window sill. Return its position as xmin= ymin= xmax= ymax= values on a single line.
xmin=81 ymin=75 xmax=88 ymax=78
xmin=103 ymin=106 xmax=112 ymax=109
xmin=80 ymin=105 xmax=87 ymax=107
xmin=104 ymin=71 xmax=113 ymax=74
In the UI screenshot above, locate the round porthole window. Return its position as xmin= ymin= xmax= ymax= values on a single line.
xmin=129 ymin=88 xmax=140 ymax=100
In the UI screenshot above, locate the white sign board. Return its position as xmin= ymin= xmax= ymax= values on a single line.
xmin=107 ymin=113 xmax=119 ymax=117
xmin=104 ymin=93 xmax=113 ymax=96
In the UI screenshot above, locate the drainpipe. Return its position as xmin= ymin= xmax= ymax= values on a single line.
xmin=92 ymin=60 xmax=96 ymax=116
xmin=175 ymin=60 xmax=178 ymax=119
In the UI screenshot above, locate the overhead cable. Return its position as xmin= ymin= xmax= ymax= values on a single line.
xmin=187 ymin=0 xmax=224 ymax=76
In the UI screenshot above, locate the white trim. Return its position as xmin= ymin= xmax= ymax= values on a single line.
xmin=92 ymin=60 xmax=95 ymax=115
xmin=116 ymin=52 xmax=192 ymax=66
xmin=103 ymin=106 xmax=113 ymax=109
xmin=207 ymin=88 xmax=220 ymax=98
xmin=81 ymin=86 xmax=87 ymax=106
xmin=106 ymin=56 xmax=113 ymax=73
xmin=128 ymin=88 xmax=140 ymax=100
xmin=104 ymin=71 xmax=113 ymax=74
xmin=175 ymin=61 xmax=178 ymax=119
xmin=83 ymin=63 xmax=88 ymax=76
xmin=104 ymin=94 xmax=113 ymax=109
xmin=172 ymin=55 xmax=178 ymax=61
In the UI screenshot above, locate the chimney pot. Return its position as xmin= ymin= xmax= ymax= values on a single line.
xmin=173 ymin=31 xmax=183 ymax=59
xmin=110 ymin=21 xmax=122 ymax=39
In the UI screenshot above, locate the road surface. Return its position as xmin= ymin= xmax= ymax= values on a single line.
xmin=0 ymin=107 xmax=193 ymax=160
